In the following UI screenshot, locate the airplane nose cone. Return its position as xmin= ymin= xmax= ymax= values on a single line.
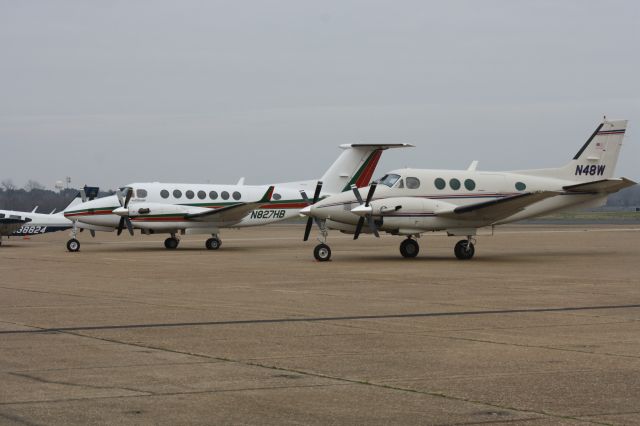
xmin=300 ymin=205 xmax=312 ymax=216
xmin=351 ymin=204 xmax=372 ymax=216
xmin=112 ymin=207 xmax=128 ymax=217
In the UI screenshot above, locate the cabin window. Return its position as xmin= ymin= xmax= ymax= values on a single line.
xmin=406 ymin=177 xmax=420 ymax=189
xmin=449 ymin=178 xmax=461 ymax=190
xmin=464 ymin=179 xmax=476 ymax=191
xmin=173 ymin=189 xmax=182 ymax=198
xmin=160 ymin=190 xmax=169 ymax=199
xmin=136 ymin=189 xmax=148 ymax=198
xmin=197 ymin=190 xmax=206 ymax=200
xmin=379 ymin=174 xmax=400 ymax=188
xmin=396 ymin=179 xmax=404 ymax=189
xmin=515 ymin=182 xmax=527 ymax=191
xmin=232 ymin=191 xmax=241 ymax=200
xmin=434 ymin=178 xmax=446 ymax=190
xmin=209 ymin=191 xmax=218 ymax=200
xmin=186 ymin=190 xmax=195 ymax=199
xmin=273 ymin=193 xmax=282 ymax=200
xmin=221 ymin=191 xmax=230 ymax=200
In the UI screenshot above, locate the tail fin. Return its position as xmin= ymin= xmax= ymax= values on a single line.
xmin=319 ymin=144 xmax=413 ymax=194
xmin=517 ymin=119 xmax=628 ymax=181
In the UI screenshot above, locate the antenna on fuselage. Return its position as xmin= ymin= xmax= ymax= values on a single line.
xmin=467 ymin=160 xmax=479 ymax=172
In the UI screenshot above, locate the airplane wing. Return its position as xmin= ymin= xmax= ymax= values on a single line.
xmin=563 ymin=178 xmax=636 ymax=194
xmin=437 ymin=192 xmax=557 ymax=222
xmin=186 ymin=186 xmax=274 ymax=222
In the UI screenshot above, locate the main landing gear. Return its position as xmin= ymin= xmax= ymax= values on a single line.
xmin=454 ymin=238 xmax=475 ymax=260
xmin=399 ymin=238 xmax=419 ymax=258
xmin=205 ymin=235 xmax=221 ymax=250
xmin=164 ymin=234 xmax=179 ymax=250
xmin=66 ymin=222 xmax=80 ymax=252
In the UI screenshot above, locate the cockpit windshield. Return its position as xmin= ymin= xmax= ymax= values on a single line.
xmin=378 ymin=174 xmax=401 ymax=188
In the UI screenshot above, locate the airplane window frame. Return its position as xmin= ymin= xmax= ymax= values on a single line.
xmin=209 ymin=191 xmax=218 ymax=200
xmin=515 ymin=182 xmax=527 ymax=191
xmin=221 ymin=191 xmax=230 ymax=200
xmin=464 ymin=179 xmax=476 ymax=191
xmin=272 ymin=193 xmax=282 ymax=201
xmin=136 ymin=189 xmax=148 ymax=198
xmin=434 ymin=178 xmax=446 ymax=190
xmin=173 ymin=189 xmax=182 ymax=199
xmin=379 ymin=174 xmax=401 ymax=188
xmin=450 ymin=178 xmax=461 ymax=190
xmin=197 ymin=190 xmax=206 ymax=200
xmin=232 ymin=191 xmax=241 ymax=200
xmin=160 ymin=190 xmax=169 ymax=199
xmin=186 ymin=190 xmax=195 ymax=199
xmin=406 ymin=177 xmax=420 ymax=189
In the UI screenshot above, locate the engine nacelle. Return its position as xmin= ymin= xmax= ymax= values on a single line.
xmin=126 ymin=202 xmax=195 ymax=217
xmin=368 ymin=197 xmax=456 ymax=216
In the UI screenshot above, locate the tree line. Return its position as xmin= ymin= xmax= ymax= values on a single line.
xmin=0 ymin=179 xmax=114 ymax=212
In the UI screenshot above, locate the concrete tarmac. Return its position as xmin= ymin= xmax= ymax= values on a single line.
xmin=1 ymin=224 xmax=639 ymax=425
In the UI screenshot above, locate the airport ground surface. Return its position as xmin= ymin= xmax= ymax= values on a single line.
xmin=1 ymin=224 xmax=639 ymax=425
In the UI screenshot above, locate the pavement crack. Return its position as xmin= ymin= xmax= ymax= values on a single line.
xmin=8 ymin=372 xmax=150 ymax=397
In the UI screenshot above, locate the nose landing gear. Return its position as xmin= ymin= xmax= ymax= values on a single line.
xmin=66 ymin=222 xmax=80 ymax=252
xmin=312 ymin=220 xmax=331 ymax=261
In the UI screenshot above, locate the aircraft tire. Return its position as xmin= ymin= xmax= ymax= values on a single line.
xmin=205 ymin=237 xmax=221 ymax=250
xmin=313 ymin=243 xmax=331 ymax=262
xmin=454 ymin=240 xmax=475 ymax=260
xmin=66 ymin=238 xmax=80 ymax=252
xmin=399 ymin=238 xmax=419 ymax=258
xmin=164 ymin=237 xmax=179 ymax=250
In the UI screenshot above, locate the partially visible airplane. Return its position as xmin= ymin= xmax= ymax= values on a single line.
xmin=301 ymin=118 xmax=635 ymax=261
xmin=64 ymin=144 xmax=412 ymax=252
xmin=0 ymin=187 xmax=102 ymax=246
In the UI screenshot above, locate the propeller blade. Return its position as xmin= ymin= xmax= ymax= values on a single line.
xmin=117 ymin=217 xmax=125 ymax=236
xmin=90 ymin=229 xmax=96 ymax=238
xmin=364 ymin=182 xmax=377 ymax=206
xmin=125 ymin=217 xmax=134 ymax=236
xmin=300 ymin=190 xmax=310 ymax=204
xmin=116 ymin=190 xmax=125 ymax=207
xmin=312 ymin=181 xmax=323 ymax=204
xmin=123 ymin=188 xmax=133 ymax=208
xmin=353 ymin=217 xmax=365 ymax=240
xmin=303 ymin=217 xmax=314 ymax=241
xmin=367 ymin=217 xmax=380 ymax=238
xmin=350 ymin=185 xmax=363 ymax=205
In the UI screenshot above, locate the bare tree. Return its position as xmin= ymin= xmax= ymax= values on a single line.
xmin=1 ymin=179 xmax=16 ymax=192
xmin=25 ymin=179 xmax=45 ymax=191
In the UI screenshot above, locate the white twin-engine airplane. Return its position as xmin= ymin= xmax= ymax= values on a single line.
xmin=0 ymin=187 xmax=101 ymax=246
xmin=63 ymin=144 xmax=411 ymax=252
xmin=301 ymin=119 xmax=635 ymax=261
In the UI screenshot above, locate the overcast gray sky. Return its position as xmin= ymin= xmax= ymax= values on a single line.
xmin=1 ymin=0 xmax=638 ymax=190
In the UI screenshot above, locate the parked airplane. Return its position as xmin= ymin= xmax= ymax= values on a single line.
xmin=301 ymin=118 xmax=635 ymax=261
xmin=0 ymin=187 xmax=101 ymax=246
xmin=63 ymin=144 xmax=411 ymax=252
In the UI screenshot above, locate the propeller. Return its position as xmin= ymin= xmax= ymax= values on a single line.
xmin=300 ymin=181 xmax=323 ymax=241
xmin=115 ymin=188 xmax=134 ymax=236
xmin=351 ymin=182 xmax=379 ymax=240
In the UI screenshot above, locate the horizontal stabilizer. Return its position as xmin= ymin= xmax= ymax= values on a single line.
xmin=563 ymin=178 xmax=636 ymax=194
xmin=340 ymin=143 xmax=415 ymax=149
xmin=439 ymin=192 xmax=557 ymax=222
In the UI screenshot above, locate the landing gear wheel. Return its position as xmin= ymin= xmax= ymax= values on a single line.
xmin=454 ymin=240 xmax=475 ymax=260
xmin=400 ymin=238 xmax=419 ymax=258
xmin=164 ymin=237 xmax=179 ymax=250
xmin=66 ymin=238 xmax=80 ymax=252
xmin=205 ymin=237 xmax=221 ymax=250
xmin=313 ymin=243 xmax=332 ymax=262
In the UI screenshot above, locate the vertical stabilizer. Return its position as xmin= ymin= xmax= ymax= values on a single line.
xmin=516 ymin=119 xmax=628 ymax=181
xmin=319 ymin=144 xmax=413 ymax=194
